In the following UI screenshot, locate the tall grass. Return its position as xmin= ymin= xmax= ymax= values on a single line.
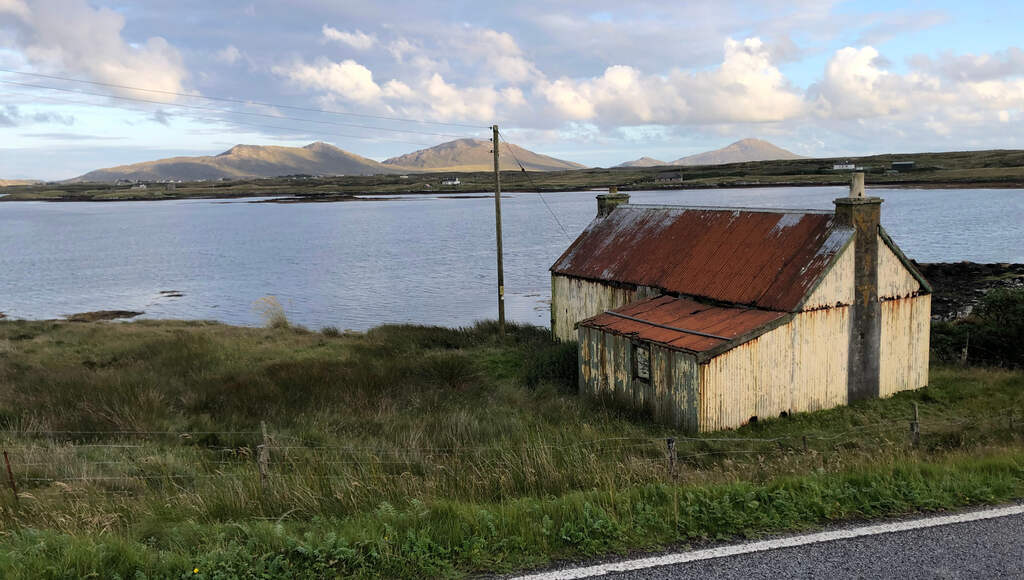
xmin=0 ymin=318 xmax=1022 ymax=578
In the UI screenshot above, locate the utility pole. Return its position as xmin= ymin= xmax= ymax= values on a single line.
xmin=492 ymin=124 xmax=506 ymax=337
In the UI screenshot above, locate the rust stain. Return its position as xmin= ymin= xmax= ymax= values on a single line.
xmin=580 ymin=295 xmax=786 ymax=353
xmin=551 ymin=205 xmax=854 ymax=311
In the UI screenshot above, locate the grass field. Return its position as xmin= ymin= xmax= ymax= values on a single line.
xmin=3 ymin=147 xmax=1024 ymax=201
xmin=0 ymin=318 xmax=1022 ymax=578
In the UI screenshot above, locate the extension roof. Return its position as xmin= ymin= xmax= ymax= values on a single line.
xmin=579 ymin=294 xmax=790 ymax=357
xmin=550 ymin=204 xmax=854 ymax=312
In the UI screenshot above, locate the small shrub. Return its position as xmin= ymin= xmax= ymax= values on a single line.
xmin=253 ymin=296 xmax=289 ymax=329
xmin=321 ymin=326 xmax=341 ymax=337
xmin=521 ymin=340 xmax=578 ymax=391
xmin=420 ymin=352 xmax=480 ymax=390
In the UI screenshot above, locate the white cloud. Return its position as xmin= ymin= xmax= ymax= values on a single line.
xmin=454 ymin=29 xmax=541 ymax=84
xmin=386 ymin=38 xmax=416 ymax=63
xmin=322 ymin=25 xmax=376 ymax=50
xmin=1 ymin=0 xmax=187 ymax=100
xmin=813 ymin=45 xmax=1024 ymax=127
xmin=0 ymin=0 xmax=30 ymax=19
xmin=910 ymin=48 xmax=1024 ymax=82
xmin=276 ymin=59 xmax=383 ymax=103
xmin=214 ymin=45 xmax=242 ymax=65
xmin=537 ymin=37 xmax=802 ymax=125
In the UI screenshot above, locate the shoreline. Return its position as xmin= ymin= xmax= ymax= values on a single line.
xmin=2 ymin=262 xmax=1018 ymax=326
xmin=2 ymin=179 xmax=1024 ymax=203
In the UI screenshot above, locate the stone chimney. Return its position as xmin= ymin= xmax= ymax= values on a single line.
xmin=833 ymin=172 xmax=883 ymax=402
xmin=596 ymin=187 xmax=630 ymax=218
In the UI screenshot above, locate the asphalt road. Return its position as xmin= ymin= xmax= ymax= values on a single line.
xmin=516 ymin=505 xmax=1024 ymax=579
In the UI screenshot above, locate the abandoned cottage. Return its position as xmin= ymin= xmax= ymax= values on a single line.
xmin=549 ymin=175 xmax=931 ymax=432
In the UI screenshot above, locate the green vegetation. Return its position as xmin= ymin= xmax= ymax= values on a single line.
xmin=3 ymin=148 xmax=1024 ymax=201
xmin=0 ymin=319 xmax=1021 ymax=578
xmin=932 ymin=287 xmax=1024 ymax=368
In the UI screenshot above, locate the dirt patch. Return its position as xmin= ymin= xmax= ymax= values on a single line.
xmin=65 ymin=310 xmax=144 ymax=322
xmin=916 ymin=262 xmax=1024 ymax=320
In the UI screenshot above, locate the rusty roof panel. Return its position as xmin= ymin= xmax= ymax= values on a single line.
xmin=551 ymin=205 xmax=854 ymax=311
xmin=581 ymin=295 xmax=787 ymax=353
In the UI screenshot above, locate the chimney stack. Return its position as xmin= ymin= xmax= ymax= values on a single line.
xmin=833 ymin=172 xmax=883 ymax=402
xmin=596 ymin=187 xmax=630 ymax=218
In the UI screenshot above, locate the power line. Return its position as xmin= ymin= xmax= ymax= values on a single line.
xmin=0 ymin=78 xmax=479 ymax=140
xmin=0 ymin=67 xmax=488 ymax=130
xmin=496 ymin=129 xmax=571 ymax=239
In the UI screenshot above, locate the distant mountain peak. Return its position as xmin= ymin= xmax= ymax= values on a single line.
xmin=616 ymin=156 xmax=667 ymax=168
xmin=671 ymin=138 xmax=802 ymax=166
xmin=303 ymin=141 xmax=341 ymax=152
xmin=382 ymin=138 xmax=585 ymax=172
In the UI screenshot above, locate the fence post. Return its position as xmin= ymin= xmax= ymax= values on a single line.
xmin=909 ymin=403 xmax=921 ymax=448
xmin=802 ymin=435 xmax=808 ymax=453
xmin=3 ymin=450 xmax=17 ymax=503
xmin=258 ymin=421 xmax=271 ymax=491
xmin=666 ymin=437 xmax=677 ymax=478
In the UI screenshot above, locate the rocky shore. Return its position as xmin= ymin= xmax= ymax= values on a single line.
xmin=916 ymin=262 xmax=1024 ymax=320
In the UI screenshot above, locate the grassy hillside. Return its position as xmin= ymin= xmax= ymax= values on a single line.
xmin=3 ymin=148 xmax=1023 ymax=202
xmin=0 ymin=318 xmax=1021 ymax=578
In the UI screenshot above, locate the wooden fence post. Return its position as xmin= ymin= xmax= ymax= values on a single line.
xmin=666 ymin=437 xmax=677 ymax=478
xmin=258 ymin=421 xmax=271 ymax=491
xmin=910 ymin=403 xmax=921 ymax=448
xmin=802 ymin=435 xmax=808 ymax=453
xmin=3 ymin=450 xmax=17 ymax=503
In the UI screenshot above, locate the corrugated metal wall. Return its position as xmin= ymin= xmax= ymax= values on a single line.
xmin=697 ymin=307 xmax=849 ymax=432
xmin=880 ymin=294 xmax=931 ymax=397
xmin=578 ymin=326 xmax=699 ymax=429
xmin=878 ymin=235 xmax=922 ymax=298
xmin=551 ymin=274 xmax=658 ymax=342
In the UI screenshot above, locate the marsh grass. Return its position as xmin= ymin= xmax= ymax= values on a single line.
xmin=0 ymin=318 xmax=1021 ymax=578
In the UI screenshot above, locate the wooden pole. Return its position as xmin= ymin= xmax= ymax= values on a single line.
xmin=3 ymin=450 xmax=17 ymax=503
xmin=492 ymin=124 xmax=506 ymax=337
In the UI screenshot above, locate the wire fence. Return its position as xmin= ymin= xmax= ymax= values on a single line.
xmin=1 ymin=407 xmax=1020 ymax=496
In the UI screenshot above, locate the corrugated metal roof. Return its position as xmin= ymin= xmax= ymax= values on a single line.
xmin=551 ymin=204 xmax=854 ymax=311
xmin=580 ymin=295 xmax=788 ymax=353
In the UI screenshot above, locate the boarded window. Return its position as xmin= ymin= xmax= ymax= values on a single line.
xmin=633 ymin=343 xmax=651 ymax=381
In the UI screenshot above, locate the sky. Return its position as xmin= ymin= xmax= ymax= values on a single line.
xmin=1 ymin=0 xmax=1023 ymax=180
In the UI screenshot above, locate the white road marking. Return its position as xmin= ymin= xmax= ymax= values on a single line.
xmin=513 ymin=504 xmax=1024 ymax=580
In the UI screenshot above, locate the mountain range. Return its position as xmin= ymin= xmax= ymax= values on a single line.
xmin=616 ymin=138 xmax=802 ymax=168
xmin=71 ymin=138 xmax=584 ymax=183
xmin=59 ymin=137 xmax=801 ymax=183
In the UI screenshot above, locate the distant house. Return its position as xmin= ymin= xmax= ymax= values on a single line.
xmin=130 ymin=184 xmax=147 ymax=190
xmin=441 ymin=177 xmax=461 ymax=186
xmin=549 ymin=179 xmax=931 ymax=432
xmin=655 ymin=170 xmax=683 ymax=183
xmin=833 ymin=162 xmax=856 ymax=170
xmin=891 ymin=161 xmax=916 ymax=171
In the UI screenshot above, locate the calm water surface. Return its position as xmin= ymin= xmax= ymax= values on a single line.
xmin=0 ymin=187 xmax=1021 ymax=329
